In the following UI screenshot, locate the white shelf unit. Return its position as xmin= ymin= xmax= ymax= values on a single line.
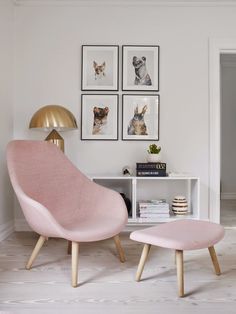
xmin=90 ymin=175 xmax=200 ymax=225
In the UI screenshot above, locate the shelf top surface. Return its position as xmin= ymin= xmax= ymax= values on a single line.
xmin=88 ymin=174 xmax=199 ymax=180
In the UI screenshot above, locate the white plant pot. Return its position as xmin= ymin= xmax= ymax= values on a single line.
xmin=147 ymin=154 xmax=161 ymax=163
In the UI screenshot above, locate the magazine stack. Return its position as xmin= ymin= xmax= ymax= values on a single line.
xmin=138 ymin=199 xmax=170 ymax=222
xmin=136 ymin=162 xmax=166 ymax=177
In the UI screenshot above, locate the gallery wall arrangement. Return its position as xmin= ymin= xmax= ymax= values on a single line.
xmin=80 ymin=45 xmax=160 ymax=141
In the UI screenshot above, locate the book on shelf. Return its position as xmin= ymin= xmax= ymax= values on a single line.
xmin=139 ymin=200 xmax=170 ymax=216
xmin=139 ymin=209 xmax=170 ymax=214
xmin=139 ymin=200 xmax=169 ymax=209
xmin=139 ymin=199 xmax=166 ymax=205
xmin=140 ymin=213 xmax=170 ymax=218
xmin=136 ymin=162 xmax=166 ymax=170
xmin=139 ymin=207 xmax=168 ymax=211
xmin=136 ymin=170 xmax=166 ymax=177
xmin=139 ymin=203 xmax=169 ymax=209
xmin=137 ymin=217 xmax=170 ymax=223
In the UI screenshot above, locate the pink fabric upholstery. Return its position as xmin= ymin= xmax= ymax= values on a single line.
xmin=7 ymin=140 xmax=128 ymax=241
xmin=130 ymin=220 xmax=224 ymax=250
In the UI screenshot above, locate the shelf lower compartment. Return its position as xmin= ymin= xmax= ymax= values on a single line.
xmin=91 ymin=175 xmax=200 ymax=225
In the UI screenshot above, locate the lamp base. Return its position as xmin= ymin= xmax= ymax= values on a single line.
xmin=45 ymin=129 xmax=64 ymax=152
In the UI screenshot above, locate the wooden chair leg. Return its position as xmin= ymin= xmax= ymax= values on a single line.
xmin=208 ymin=246 xmax=221 ymax=275
xmin=67 ymin=241 xmax=72 ymax=255
xmin=113 ymin=234 xmax=126 ymax=263
xmin=176 ymin=250 xmax=184 ymax=297
xmin=136 ymin=243 xmax=151 ymax=282
xmin=71 ymin=241 xmax=79 ymax=288
xmin=26 ymin=235 xmax=46 ymax=270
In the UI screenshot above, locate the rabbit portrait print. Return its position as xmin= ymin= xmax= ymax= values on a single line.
xmin=127 ymin=105 xmax=148 ymax=136
xmin=122 ymin=95 xmax=160 ymax=141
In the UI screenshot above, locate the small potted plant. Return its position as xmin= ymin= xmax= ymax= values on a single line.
xmin=147 ymin=144 xmax=161 ymax=163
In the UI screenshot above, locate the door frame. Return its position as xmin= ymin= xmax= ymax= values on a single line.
xmin=209 ymin=38 xmax=236 ymax=223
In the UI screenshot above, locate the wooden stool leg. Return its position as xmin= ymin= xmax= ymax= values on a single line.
xmin=26 ymin=235 xmax=46 ymax=270
xmin=136 ymin=244 xmax=151 ymax=281
xmin=113 ymin=234 xmax=126 ymax=263
xmin=71 ymin=242 xmax=79 ymax=288
xmin=67 ymin=241 xmax=72 ymax=255
xmin=208 ymin=246 xmax=221 ymax=275
xmin=176 ymin=250 xmax=184 ymax=297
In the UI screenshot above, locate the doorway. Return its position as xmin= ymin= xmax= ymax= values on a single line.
xmin=220 ymin=54 xmax=236 ymax=227
xmin=209 ymin=38 xmax=236 ymax=224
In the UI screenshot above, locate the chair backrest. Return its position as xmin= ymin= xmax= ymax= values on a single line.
xmin=7 ymin=140 xmax=128 ymax=237
xmin=8 ymin=139 xmax=84 ymax=199
xmin=7 ymin=141 xmax=93 ymax=231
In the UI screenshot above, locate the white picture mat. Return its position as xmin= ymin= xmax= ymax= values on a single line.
xmin=81 ymin=95 xmax=118 ymax=140
xmin=123 ymin=46 xmax=159 ymax=91
xmin=82 ymin=46 xmax=118 ymax=90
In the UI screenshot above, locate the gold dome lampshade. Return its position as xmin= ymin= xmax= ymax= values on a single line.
xmin=29 ymin=105 xmax=78 ymax=152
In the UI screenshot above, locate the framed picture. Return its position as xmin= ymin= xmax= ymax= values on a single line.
xmin=81 ymin=94 xmax=118 ymax=140
xmin=122 ymin=45 xmax=159 ymax=91
xmin=122 ymin=94 xmax=159 ymax=141
xmin=81 ymin=45 xmax=119 ymax=91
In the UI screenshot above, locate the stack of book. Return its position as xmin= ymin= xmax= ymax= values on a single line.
xmin=138 ymin=199 xmax=170 ymax=222
xmin=136 ymin=162 xmax=167 ymax=177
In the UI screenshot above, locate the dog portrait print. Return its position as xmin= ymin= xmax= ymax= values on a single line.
xmin=132 ymin=56 xmax=152 ymax=86
xmin=93 ymin=61 xmax=106 ymax=80
xmin=92 ymin=106 xmax=109 ymax=135
xmin=127 ymin=105 xmax=148 ymax=136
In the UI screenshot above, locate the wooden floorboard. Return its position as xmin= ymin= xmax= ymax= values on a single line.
xmin=221 ymin=199 xmax=236 ymax=227
xmin=0 ymin=231 xmax=236 ymax=313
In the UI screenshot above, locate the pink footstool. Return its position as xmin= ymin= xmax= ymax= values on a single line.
xmin=130 ymin=219 xmax=225 ymax=297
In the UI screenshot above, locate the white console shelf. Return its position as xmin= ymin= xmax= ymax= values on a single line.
xmin=89 ymin=175 xmax=200 ymax=225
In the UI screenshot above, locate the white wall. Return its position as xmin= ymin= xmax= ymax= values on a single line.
xmin=13 ymin=0 xmax=236 ymax=223
xmin=221 ymin=54 xmax=236 ymax=199
xmin=0 ymin=0 xmax=14 ymax=239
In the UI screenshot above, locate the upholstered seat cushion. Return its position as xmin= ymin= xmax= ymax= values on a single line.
xmin=130 ymin=220 xmax=225 ymax=250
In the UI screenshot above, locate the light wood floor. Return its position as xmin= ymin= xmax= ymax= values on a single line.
xmin=0 ymin=231 xmax=236 ymax=313
xmin=221 ymin=199 xmax=236 ymax=227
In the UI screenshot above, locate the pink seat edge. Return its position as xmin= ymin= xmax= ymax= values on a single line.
xmin=130 ymin=220 xmax=225 ymax=250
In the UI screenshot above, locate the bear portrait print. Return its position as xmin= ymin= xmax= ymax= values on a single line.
xmin=122 ymin=45 xmax=159 ymax=91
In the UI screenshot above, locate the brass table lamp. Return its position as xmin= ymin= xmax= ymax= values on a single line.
xmin=29 ymin=105 xmax=78 ymax=152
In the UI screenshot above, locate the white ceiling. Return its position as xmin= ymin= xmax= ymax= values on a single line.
xmin=13 ymin=0 xmax=236 ymax=6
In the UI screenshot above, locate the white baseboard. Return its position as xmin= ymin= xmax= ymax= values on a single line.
xmin=221 ymin=192 xmax=236 ymax=200
xmin=0 ymin=220 xmax=14 ymax=241
xmin=14 ymin=218 xmax=32 ymax=231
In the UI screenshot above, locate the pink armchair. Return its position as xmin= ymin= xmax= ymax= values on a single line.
xmin=7 ymin=140 xmax=128 ymax=287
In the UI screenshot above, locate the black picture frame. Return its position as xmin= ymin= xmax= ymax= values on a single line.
xmin=122 ymin=45 xmax=159 ymax=92
xmin=81 ymin=45 xmax=119 ymax=91
xmin=122 ymin=94 xmax=160 ymax=141
xmin=81 ymin=94 xmax=119 ymax=141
